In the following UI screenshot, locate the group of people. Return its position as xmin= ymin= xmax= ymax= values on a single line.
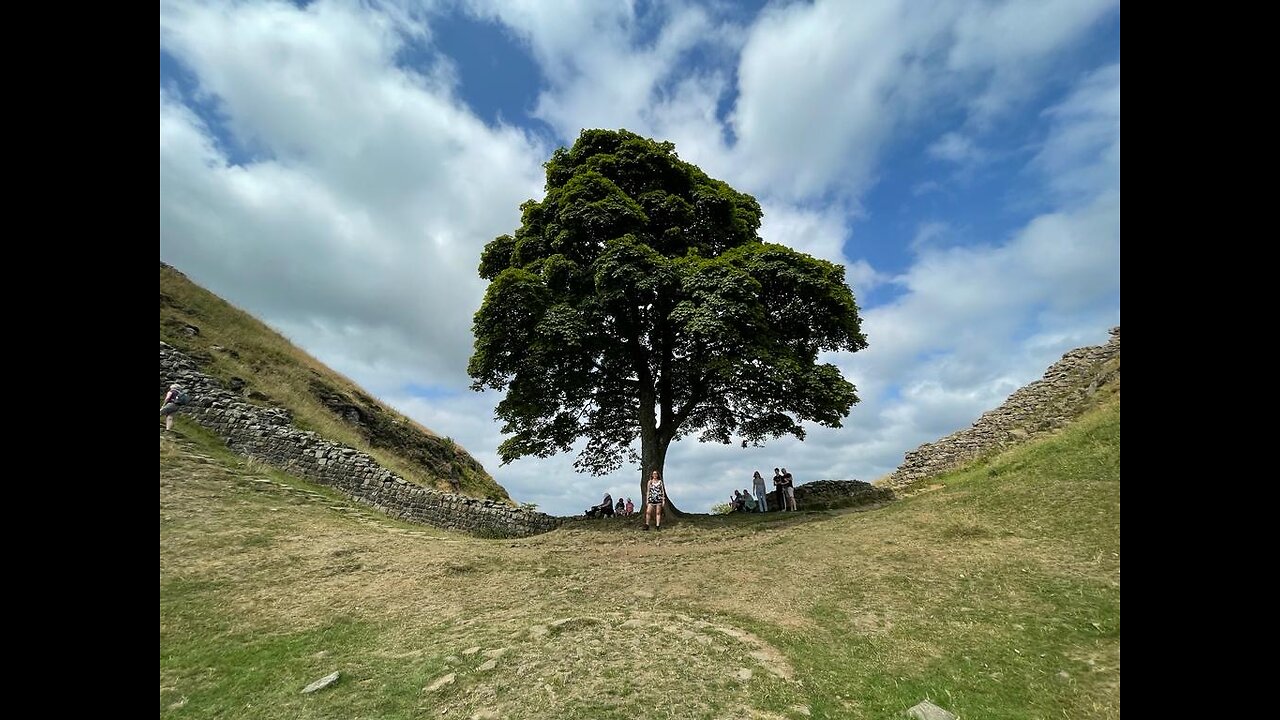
xmin=729 ymin=488 xmax=758 ymax=512
xmin=584 ymin=470 xmax=669 ymax=531
xmin=585 ymin=493 xmax=636 ymax=518
xmin=737 ymin=467 xmax=797 ymax=513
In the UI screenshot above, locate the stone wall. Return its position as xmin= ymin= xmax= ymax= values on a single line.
xmin=883 ymin=326 xmax=1120 ymax=491
xmin=763 ymin=479 xmax=893 ymax=511
xmin=160 ymin=342 xmax=563 ymax=538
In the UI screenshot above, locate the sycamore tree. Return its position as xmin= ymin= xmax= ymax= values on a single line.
xmin=468 ymin=129 xmax=867 ymax=511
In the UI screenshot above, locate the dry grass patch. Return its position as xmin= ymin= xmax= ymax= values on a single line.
xmin=162 ymin=398 xmax=1119 ymax=719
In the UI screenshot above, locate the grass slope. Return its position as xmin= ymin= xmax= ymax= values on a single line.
xmin=161 ymin=395 xmax=1119 ymax=719
xmin=160 ymin=262 xmax=509 ymax=502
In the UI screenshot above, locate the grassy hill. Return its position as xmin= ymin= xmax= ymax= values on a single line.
xmin=160 ymin=262 xmax=510 ymax=503
xmin=160 ymin=390 xmax=1119 ymax=719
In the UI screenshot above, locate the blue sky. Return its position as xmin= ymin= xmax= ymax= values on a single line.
xmin=160 ymin=0 xmax=1120 ymax=515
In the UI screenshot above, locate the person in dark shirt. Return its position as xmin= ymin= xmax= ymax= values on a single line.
xmin=586 ymin=492 xmax=614 ymax=518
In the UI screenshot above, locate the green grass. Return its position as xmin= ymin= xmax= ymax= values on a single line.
xmin=161 ymin=396 xmax=1119 ymax=719
xmin=160 ymin=264 xmax=510 ymax=502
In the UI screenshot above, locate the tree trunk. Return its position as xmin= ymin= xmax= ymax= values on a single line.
xmin=639 ymin=426 xmax=682 ymax=516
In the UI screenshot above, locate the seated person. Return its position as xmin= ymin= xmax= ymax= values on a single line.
xmin=624 ymin=498 xmax=634 ymax=516
xmin=615 ymin=498 xmax=625 ymax=516
xmin=586 ymin=492 xmax=615 ymax=518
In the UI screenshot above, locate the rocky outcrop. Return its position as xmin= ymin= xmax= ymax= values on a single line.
xmin=883 ymin=327 xmax=1120 ymax=491
xmin=160 ymin=342 xmax=562 ymax=538
xmin=752 ymin=478 xmax=893 ymax=511
xmin=789 ymin=479 xmax=894 ymax=509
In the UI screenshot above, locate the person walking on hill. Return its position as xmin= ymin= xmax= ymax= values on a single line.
xmin=160 ymin=384 xmax=189 ymax=432
xmin=752 ymin=470 xmax=768 ymax=512
xmin=643 ymin=470 xmax=666 ymax=531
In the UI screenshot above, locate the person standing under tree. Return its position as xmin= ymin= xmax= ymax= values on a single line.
xmin=752 ymin=470 xmax=768 ymax=512
xmin=643 ymin=470 xmax=666 ymax=531
xmin=772 ymin=468 xmax=784 ymax=511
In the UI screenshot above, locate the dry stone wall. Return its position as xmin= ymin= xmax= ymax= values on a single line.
xmin=160 ymin=342 xmax=562 ymax=538
xmin=795 ymin=479 xmax=894 ymax=508
xmin=761 ymin=479 xmax=893 ymax=511
xmin=883 ymin=327 xmax=1120 ymax=491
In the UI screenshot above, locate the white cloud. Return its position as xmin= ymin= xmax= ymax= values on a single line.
xmin=845 ymin=259 xmax=889 ymax=298
xmin=729 ymin=0 xmax=1117 ymax=201
xmin=463 ymin=0 xmax=738 ymax=144
xmin=928 ymin=132 xmax=985 ymax=164
xmin=948 ymin=0 xmax=1118 ymax=124
xmin=911 ymin=221 xmax=950 ymax=251
xmin=1034 ymin=63 xmax=1121 ymax=203
xmin=757 ymin=203 xmax=849 ymax=265
xmin=160 ymin=0 xmax=548 ymax=392
xmin=913 ymin=180 xmax=943 ymax=197
xmin=730 ymin=0 xmax=934 ymax=200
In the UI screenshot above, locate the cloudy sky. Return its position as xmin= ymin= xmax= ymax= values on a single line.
xmin=160 ymin=0 xmax=1120 ymax=515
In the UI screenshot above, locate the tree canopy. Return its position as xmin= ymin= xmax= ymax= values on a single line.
xmin=469 ymin=129 xmax=867 ymax=499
